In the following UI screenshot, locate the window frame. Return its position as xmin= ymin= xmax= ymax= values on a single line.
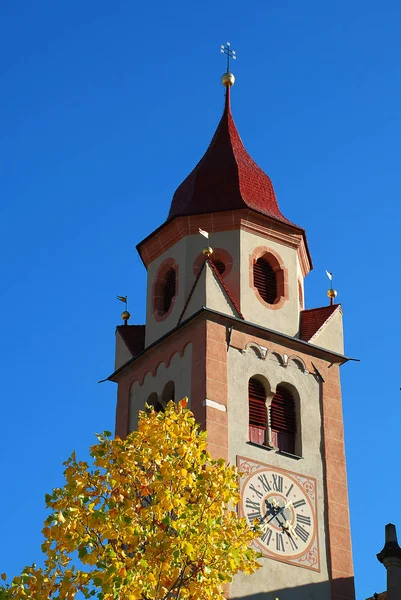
xmin=152 ymin=258 xmax=179 ymax=321
xmin=249 ymin=246 xmax=288 ymax=310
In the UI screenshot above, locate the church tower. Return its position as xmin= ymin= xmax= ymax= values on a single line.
xmin=108 ymin=61 xmax=355 ymax=600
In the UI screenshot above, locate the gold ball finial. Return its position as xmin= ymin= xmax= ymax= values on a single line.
xmin=202 ymin=247 xmax=214 ymax=257
xmin=221 ymin=72 xmax=235 ymax=87
xmin=121 ymin=310 xmax=131 ymax=323
xmin=327 ymin=289 xmax=337 ymax=299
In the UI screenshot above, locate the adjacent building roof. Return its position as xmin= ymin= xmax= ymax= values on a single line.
xmin=299 ymin=305 xmax=340 ymax=341
xmin=366 ymin=594 xmax=386 ymax=600
xmin=168 ymin=85 xmax=301 ymax=230
xmin=116 ymin=324 xmax=146 ymax=357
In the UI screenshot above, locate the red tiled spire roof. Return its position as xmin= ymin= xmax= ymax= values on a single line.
xmin=168 ymin=85 xmax=297 ymax=227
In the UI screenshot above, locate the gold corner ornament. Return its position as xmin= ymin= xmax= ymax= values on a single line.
xmin=121 ymin=310 xmax=131 ymax=323
xmin=325 ymin=270 xmax=338 ymax=305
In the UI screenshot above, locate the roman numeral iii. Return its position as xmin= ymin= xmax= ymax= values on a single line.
xmin=292 ymin=499 xmax=306 ymax=509
xmin=296 ymin=514 xmax=311 ymax=526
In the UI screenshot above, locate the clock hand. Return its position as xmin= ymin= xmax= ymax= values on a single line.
xmin=266 ymin=500 xmax=292 ymax=525
xmin=282 ymin=520 xmax=297 ymax=538
xmin=259 ymin=499 xmax=277 ymax=524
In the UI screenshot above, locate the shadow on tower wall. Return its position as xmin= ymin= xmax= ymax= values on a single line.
xmin=231 ymin=576 xmax=355 ymax=600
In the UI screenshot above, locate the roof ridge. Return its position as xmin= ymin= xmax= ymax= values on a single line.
xmin=301 ymin=304 xmax=341 ymax=314
xmin=176 ymin=259 xmax=207 ymax=326
xmin=207 ymin=257 xmax=244 ymax=319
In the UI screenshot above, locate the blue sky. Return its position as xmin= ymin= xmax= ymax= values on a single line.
xmin=1 ymin=2 xmax=400 ymax=598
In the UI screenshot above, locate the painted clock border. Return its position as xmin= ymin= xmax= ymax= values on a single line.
xmin=237 ymin=455 xmax=321 ymax=572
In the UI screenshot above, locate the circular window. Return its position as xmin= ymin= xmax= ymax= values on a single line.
xmin=193 ymin=248 xmax=233 ymax=278
xmin=214 ymin=260 xmax=226 ymax=275
xmin=153 ymin=258 xmax=178 ymax=320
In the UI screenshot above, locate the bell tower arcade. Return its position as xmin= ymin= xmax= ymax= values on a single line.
xmin=108 ymin=65 xmax=355 ymax=600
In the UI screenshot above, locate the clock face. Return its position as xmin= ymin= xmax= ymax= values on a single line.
xmin=238 ymin=457 xmax=320 ymax=571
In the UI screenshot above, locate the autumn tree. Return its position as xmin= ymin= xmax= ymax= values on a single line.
xmin=1 ymin=399 xmax=260 ymax=600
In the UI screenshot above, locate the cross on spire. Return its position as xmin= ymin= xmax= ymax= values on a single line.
xmin=220 ymin=42 xmax=236 ymax=72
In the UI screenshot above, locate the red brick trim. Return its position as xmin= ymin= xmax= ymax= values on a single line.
xmin=320 ymin=363 xmax=355 ymax=599
xmin=249 ymin=246 xmax=288 ymax=310
xmin=137 ymin=209 xmax=312 ymax=277
xmin=152 ymin=257 xmax=179 ymax=322
xmin=114 ymin=320 xmax=207 ymax=439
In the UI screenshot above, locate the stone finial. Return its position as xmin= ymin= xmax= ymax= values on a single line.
xmin=377 ymin=523 xmax=401 ymax=564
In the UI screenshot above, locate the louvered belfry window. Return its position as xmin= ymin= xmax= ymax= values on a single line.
xmin=249 ymin=378 xmax=267 ymax=446
xmin=214 ymin=260 xmax=226 ymax=275
xmin=163 ymin=268 xmax=176 ymax=314
xmin=270 ymin=385 xmax=296 ymax=454
xmin=253 ymin=257 xmax=277 ymax=304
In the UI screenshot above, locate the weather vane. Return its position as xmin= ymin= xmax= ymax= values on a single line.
xmin=325 ymin=270 xmax=338 ymax=306
xmin=117 ymin=295 xmax=130 ymax=324
xmin=220 ymin=42 xmax=236 ymax=73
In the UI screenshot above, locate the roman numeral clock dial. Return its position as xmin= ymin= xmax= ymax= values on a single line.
xmin=237 ymin=457 xmax=320 ymax=571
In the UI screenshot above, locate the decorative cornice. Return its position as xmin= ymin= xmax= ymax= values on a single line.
xmin=137 ymin=209 xmax=312 ymax=276
xmin=101 ymin=306 xmax=356 ymax=383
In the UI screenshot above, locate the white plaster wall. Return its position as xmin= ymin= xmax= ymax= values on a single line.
xmin=145 ymin=230 xmax=240 ymax=346
xmin=206 ymin=265 xmax=237 ymax=315
xmin=145 ymin=237 xmax=188 ymax=347
xmin=227 ymin=345 xmax=330 ymax=599
xmin=311 ymin=309 xmax=344 ymax=355
xmin=114 ymin=331 xmax=133 ymax=371
xmin=128 ymin=343 xmax=192 ymax=432
xmin=180 ymin=263 xmax=237 ymax=323
xmin=240 ymin=229 xmax=302 ymax=337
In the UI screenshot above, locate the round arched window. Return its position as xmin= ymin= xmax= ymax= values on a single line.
xmin=270 ymin=385 xmax=296 ymax=454
xmin=248 ymin=377 xmax=267 ymax=446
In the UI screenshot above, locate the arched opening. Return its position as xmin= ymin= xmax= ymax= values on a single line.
xmin=253 ymin=257 xmax=277 ymax=304
xmin=270 ymin=385 xmax=296 ymax=454
xmin=161 ymin=381 xmax=175 ymax=406
xmin=163 ymin=268 xmax=176 ymax=314
xmin=146 ymin=392 xmax=163 ymax=413
xmin=248 ymin=377 xmax=267 ymax=446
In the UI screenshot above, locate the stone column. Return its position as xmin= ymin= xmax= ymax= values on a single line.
xmin=377 ymin=523 xmax=401 ymax=600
